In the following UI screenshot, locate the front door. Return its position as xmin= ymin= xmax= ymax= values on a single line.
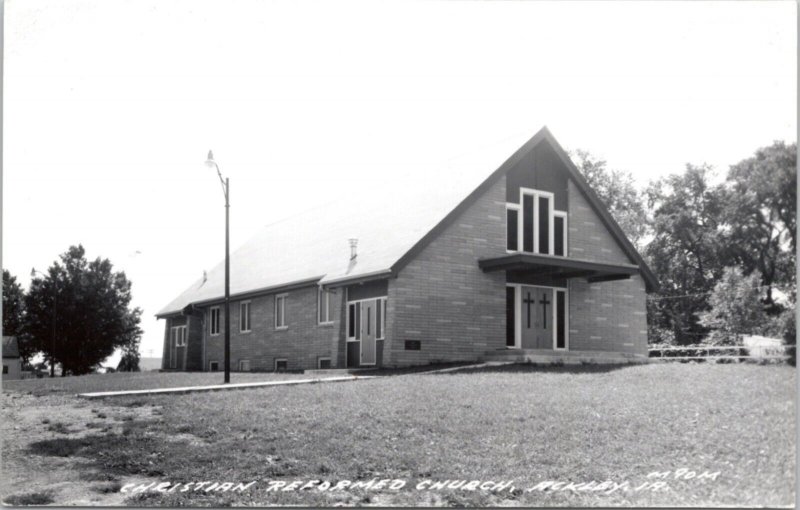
xmin=521 ymin=286 xmax=553 ymax=349
xmin=360 ymin=300 xmax=377 ymax=365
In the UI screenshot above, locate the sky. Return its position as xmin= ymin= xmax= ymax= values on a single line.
xmin=3 ymin=0 xmax=796 ymax=363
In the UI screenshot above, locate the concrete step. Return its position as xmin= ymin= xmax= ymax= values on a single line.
xmin=481 ymin=348 xmax=647 ymax=365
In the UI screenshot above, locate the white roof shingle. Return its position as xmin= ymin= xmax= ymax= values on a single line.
xmin=156 ymin=131 xmax=535 ymax=317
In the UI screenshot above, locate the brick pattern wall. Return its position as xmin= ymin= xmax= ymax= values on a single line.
xmin=162 ymin=316 xmax=186 ymax=370
xmin=186 ymin=316 xmax=204 ymax=370
xmin=567 ymin=180 xmax=632 ymax=264
xmin=566 ymin=180 xmax=648 ymax=356
xmin=386 ymin=176 xmax=508 ymax=366
xmin=200 ymin=286 xmax=341 ymax=371
xmin=568 ymin=275 xmax=648 ymax=356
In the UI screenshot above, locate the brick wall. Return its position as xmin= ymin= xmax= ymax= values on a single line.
xmin=568 ymin=276 xmax=648 ymax=356
xmin=567 ymin=180 xmax=632 ymax=264
xmin=567 ymin=180 xmax=648 ymax=357
xmin=200 ymin=285 xmax=341 ymax=371
xmin=386 ymin=176 xmax=508 ymax=366
xmin=186 ymin=315 xmax=204 ymax=370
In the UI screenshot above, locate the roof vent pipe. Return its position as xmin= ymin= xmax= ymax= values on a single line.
xmin=349 ymin=238 xmax=358 ymax=260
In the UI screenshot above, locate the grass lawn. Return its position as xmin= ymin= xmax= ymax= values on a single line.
xmin=1 ymin=363 xmax=794 ymax=507
xmin=2 ymin=371 xmax=314 ymax=396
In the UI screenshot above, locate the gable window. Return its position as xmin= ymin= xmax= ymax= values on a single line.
xmin=506 ymin=206 xmax=519 ymax=251
xmin=554 ymin=211 xmax=568 ymax=257
xmin=275 ymin=294 xmax=287 ymax=329
xmin=172 ymin=326 xmax=187 ymax=347
xmin=508 ymin=188 xmax=566 ymax=257
xmin=209 ymin=307 xmax=220 ymax=336
xmin=318 ymin=288 xmax=334 ymax=325
xmin=239 ymin=301 xmax=251 ymax=333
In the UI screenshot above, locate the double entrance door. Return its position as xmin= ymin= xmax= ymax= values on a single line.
xmin=520 ymin=286 xmax=554 ymax=349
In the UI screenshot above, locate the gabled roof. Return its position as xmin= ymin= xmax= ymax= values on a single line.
xmin=3 ymin=336 xmax=20 ymax=358
xmin=157 ymin=127 xmax=657 ymax=317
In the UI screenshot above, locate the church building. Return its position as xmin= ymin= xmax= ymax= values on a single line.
xmin=157 ymin=127 xmax=658 ymax=371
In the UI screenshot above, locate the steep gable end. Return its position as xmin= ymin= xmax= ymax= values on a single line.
xmin=392 ymin=126 xmax=658 ymax=291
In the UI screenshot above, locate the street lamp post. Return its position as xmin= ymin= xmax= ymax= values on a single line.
xmin=31 ymin=268 xmax=58 ymax=377
xmin=205 ymin=150 xmax=231 ymax=384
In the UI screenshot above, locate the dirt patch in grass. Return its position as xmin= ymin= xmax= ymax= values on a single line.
xmin=1 ymin=391 xmax=163 ymax=505
xmin=2 ymin=490 xmax=55 ymax=506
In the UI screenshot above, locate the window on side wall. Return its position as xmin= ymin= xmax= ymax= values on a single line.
xmin=209 ymin=307 xmax=220 ymax=336
xmin=275 ymin=294 xmax=287 ymax=329
xmin=240 ymin=301 xmax=251 ymax=333
xmin=376 ymin=298 xmax=387 ymax=340
xmin=318 ymin=288 xmax=334 ymax=325
xmin=174 ymin=326 xmax=187 ymax=347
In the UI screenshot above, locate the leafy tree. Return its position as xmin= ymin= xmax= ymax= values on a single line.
xmin=719 ymin=141 xmax=796 ymax=306
xmin=572 ymin=150 xmax=649 ymax=248
xmin=117 ymin=340 xmax=141 ymax=372
xmin=780 ymin=307 xmax=796 ymax=366
xmin=2 ymin=270 xmax=25 ymax=337
xmin=645 ymin=164 xmax=726 ymax=344
xmin=698 ymin=267 xmax=766 ymax=345
xmin=25 ymin=245 xmax=143 ymax=376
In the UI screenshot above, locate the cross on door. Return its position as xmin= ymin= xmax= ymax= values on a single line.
xmin=540 ymin=294 xmax=551 ymax=328
xmin=523 ymin=292 xmax=535 ymax=328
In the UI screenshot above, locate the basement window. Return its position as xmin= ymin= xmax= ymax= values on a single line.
xmin=275 ymin=359 xmax=288 ymax=372
xmin=239 ymin=359 xmax=251 ymax=372
xmin=318 ymin=358 xmax=332 ymax=369
xmin=209 ymin=360 xmax=219 ymax=372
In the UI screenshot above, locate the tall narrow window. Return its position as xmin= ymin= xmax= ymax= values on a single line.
xmin=523 ymin=194 xmax=534 ymax=252
xmin=554 ymin=215 xmax=566 ymax=257
xmin=240 ymin=301 xmax=251 ymax=332
xmin=355 ymin=304 xmax=361 ymax=340
xmin=556 ymin=290 xmax=566 ymax=349
xmin=538 ymin=196 xmax=550 ymax=254
xmin=275 ymin=295 xmax=287 ymax=329
xmin=318 ymin=288 xmax=333 ymax=324
xmin=506 ymin=287 xmax=516 ymax=347
xmin=347 ymin=303 xmax=356 ymax=338
xmin=209 ymin=307 xmax=220 ymax=336
xmin=506 ymin=208 xmax=519 ymax=251
xmin=376 ymin=298 xmax=384 ymax=339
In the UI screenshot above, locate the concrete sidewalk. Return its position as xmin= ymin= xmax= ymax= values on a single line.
xmin=78 ymin=375 xmax=377 ymax=399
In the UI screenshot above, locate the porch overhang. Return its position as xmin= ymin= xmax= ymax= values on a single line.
xmin=478 ymin=253 xmax=640 ymax=284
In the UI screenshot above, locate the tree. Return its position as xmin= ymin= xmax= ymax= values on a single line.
xmin=25 ymin=245 xmax=143 ymax=376
xmin=719 ymin=141 xmax=796 ymax=307
xmin=645 ymin=164 xmax=726 ymax=344
xmin=117 ymin=339 xmax=141 ymax=372
xmin=3 ymin=270 xmax=38 ymax=365
xmin=572 ymin=150 xmax=649 ymax=249
xmin=2 ymin=270 xmax=25 ymax=337
xmin=699 ymin=267 xmax=766 ymax=345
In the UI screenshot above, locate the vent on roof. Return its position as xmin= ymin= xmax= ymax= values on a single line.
xmin=349 ymin=238 xmax=358 ymax=260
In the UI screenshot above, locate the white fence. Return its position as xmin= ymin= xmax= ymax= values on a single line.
xmin=649 ymin=345 xmax=791 ymax=362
